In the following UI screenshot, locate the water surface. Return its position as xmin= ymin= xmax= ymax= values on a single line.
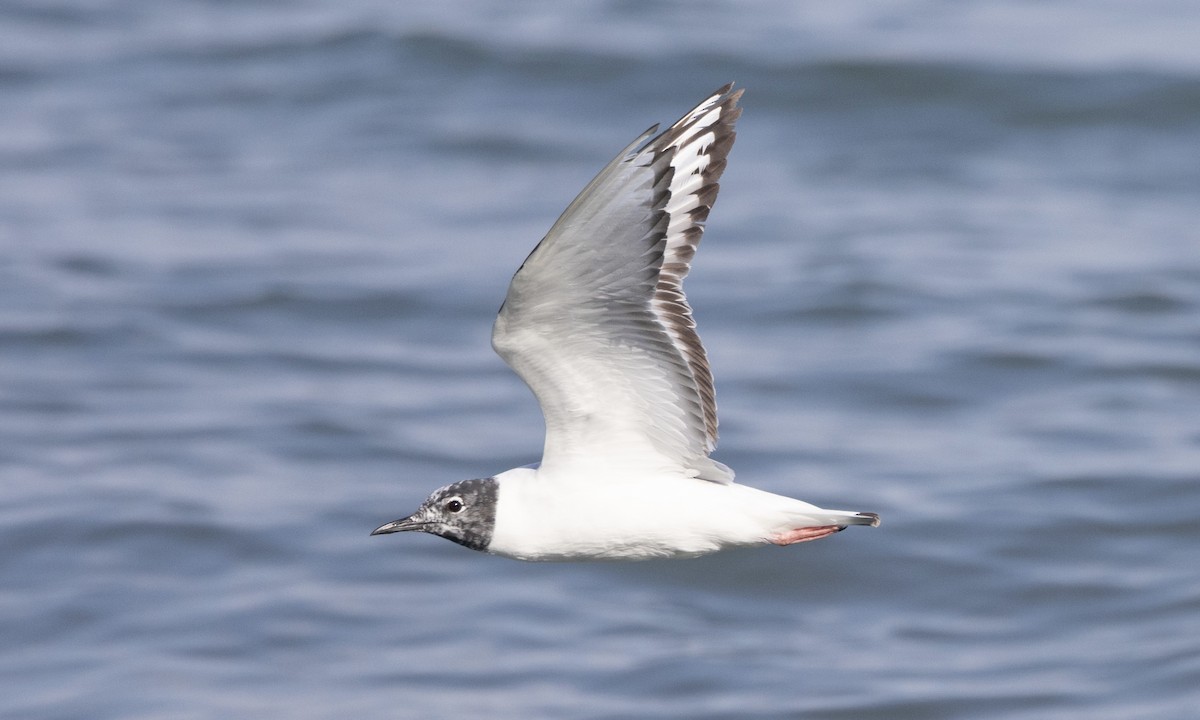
xmin=3 ymin=1 xmax=1199 ymax=718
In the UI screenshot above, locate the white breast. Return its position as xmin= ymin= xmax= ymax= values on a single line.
xmin=487 ymin=466 xmax=826 ymax=561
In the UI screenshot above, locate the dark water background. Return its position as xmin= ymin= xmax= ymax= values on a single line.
xmin=3 ymin=1 xmax=1199 ymax=718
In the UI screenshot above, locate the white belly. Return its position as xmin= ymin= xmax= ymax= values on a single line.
xmin=487 ymin=468 xmax=825 ymax=561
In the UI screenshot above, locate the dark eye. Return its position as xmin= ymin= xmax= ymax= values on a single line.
xmin=445 ymin=498 xmax=464 ymax=513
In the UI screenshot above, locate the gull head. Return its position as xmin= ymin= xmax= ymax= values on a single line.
xmin=371 ymin=477 xmax=498 ymax=553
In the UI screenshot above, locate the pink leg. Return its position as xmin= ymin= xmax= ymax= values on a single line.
xmin=770 ymin=525 xmax=844 ymax=545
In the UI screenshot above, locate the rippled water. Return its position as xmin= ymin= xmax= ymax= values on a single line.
xmin=3 ymin=1 xmax=1200 ymax=718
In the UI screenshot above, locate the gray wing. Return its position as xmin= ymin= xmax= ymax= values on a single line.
xmin=492 ymin=84 xmax=742 ymax=481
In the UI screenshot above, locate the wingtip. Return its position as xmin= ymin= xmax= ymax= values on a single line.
xmin=713 ymin=81 xmax=740 ymax=97
xmin=682 ymin=83 xmax=743 ymax=127
xmin=715 ymin=82 xmax=744 ymax=107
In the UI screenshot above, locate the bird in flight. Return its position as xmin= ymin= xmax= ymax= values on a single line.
xmin=372 ymin=84 xmax=879 ymax=561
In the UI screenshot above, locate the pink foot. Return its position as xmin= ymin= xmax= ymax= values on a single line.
xmin=770 ymin=525 xmax=844 ymax=545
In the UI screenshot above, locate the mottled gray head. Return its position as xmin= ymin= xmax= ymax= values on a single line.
xmin=371 ymin=478 xmax=498 ymax=552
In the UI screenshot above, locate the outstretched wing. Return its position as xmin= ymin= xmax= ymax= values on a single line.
xmin=492 ymin=84 xmax=742 ymax=481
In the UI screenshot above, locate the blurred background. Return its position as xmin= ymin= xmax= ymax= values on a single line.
xmin=2 ymin=1 xmax=1199 ymax=718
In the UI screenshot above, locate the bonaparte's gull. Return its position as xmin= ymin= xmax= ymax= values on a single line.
xmin=372 ymin=84 xmax=880 ymax=561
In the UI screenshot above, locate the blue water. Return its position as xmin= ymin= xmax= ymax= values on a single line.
xmin=3 ymin=1 xmax=1200 ymax=718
